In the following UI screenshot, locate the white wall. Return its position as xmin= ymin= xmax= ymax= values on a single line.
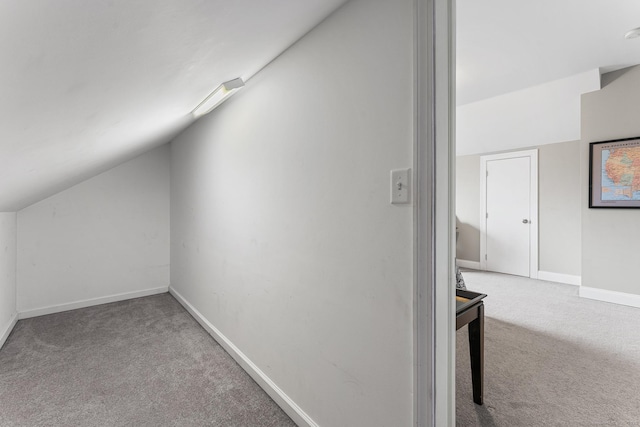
xmin=456 ymin=155 xmax=480 ymax=263
xmin=0 ymin=212 xmax=17 ymax=348
xmin=457 ymin=69 xmax=600 ymax=156
xmin=581 ymin=66 xmax=640 ymax=296
xmin=17 ymin=145 xmax=170 ymax=316
xmin=538 ymin=141 xmax=581 ymax=276
xmin=170 ymin=0 xmax=414 ymax=425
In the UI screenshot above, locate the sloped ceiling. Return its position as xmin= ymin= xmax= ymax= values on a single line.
xmin=0 ymin=0 xmax=347 ymax=211
xmin=5 ymin=0 xmax=640 ymax=212
xmin=457 ymin=0 xmax=640 ymax=106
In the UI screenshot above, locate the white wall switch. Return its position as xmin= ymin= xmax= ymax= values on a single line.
xmin=390 ymin=168 xmax=411 ymax=204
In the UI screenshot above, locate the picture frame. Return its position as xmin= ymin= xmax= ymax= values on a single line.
xmin=589 ymin=136 xmax=640 ymax=208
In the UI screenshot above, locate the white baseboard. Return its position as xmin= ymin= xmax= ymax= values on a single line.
xmin=537 ymin=271 xmax=581 ymax=286
xmin=18 ymin=286 xmax=169 ymax=319
xmin=0 ymin=312 xmax=18 ymax=350
xmin=169 ymin=286 xmax=317 ymax=427
xmin=579 ymin=286 xmax=640 ymax=309
xmin=456 ymin=259 xmax=481 ymax=270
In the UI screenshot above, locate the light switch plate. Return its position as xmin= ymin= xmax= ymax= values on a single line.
xmin=391 ymin=168 xmax=411 ymax=204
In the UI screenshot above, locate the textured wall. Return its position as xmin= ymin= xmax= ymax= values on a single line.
xmin=17 ymin=145 xmax=170 ymax=313
xmin=170 ymin=0 xmax=414 ymax=425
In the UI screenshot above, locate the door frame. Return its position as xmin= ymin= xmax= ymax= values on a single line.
xmin=414 ymin=0 xmax=455 ymax=425
xmin=479 ymin=149 xmax=538 ymax=278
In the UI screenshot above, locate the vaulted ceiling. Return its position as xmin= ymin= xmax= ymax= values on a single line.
xmin=3 ymin=0 xmax=640 ymax=211
xmin=457 ymin=0 xmax=640 ymax=105
xmin=0 ymin=0 xmax=347 ymax=211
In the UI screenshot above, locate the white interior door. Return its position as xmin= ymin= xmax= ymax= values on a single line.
xmin=480 ymin=150 xmax=538 ymax=278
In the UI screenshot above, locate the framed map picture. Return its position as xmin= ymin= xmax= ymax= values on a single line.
xmin=589 ymin=137 xmax=640 ymax=208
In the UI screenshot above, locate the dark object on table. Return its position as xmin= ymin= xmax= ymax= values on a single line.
xmin=456 ymin=289 xmax=487 ymax=405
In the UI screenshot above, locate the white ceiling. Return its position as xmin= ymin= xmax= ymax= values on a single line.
xmin=3 ymin=0 xmax=640 ymax=211
xmin=457 ymin=0 xmax=640 ymax=105
xmin=0 ymin=0 xmax=347 ymax=211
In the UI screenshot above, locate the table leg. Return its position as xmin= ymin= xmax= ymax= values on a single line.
xmin=468 ymin=303 xmax=484 ymax=405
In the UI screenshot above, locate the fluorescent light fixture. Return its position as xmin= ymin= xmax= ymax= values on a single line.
xmin=192 ymin=78 xmax=245 ymax=117
xmin=625 ymin=27 xmax=640 ymax=39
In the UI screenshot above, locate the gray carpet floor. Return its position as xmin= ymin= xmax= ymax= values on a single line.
xmin=456 ymin=270 xmax=640 ymax=426
xmin=0 ymin=293 xmax=296 ymax=427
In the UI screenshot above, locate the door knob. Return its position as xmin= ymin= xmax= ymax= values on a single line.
xmin=522 ymin=219 xmax=529 ymax=224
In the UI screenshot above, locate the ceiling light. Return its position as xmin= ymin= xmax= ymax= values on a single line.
xmin=192 ymin=78 xmax=245 ymax=118
xmin=625 ymin=27 xmax=640 ymax=39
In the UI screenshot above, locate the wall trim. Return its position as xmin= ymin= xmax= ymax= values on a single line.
xmin=414 ymin=0 xmax=456 ymax=424
xmin=168 ymin=286 xmax=318 ymax=427
xmin=456 ymin=259 xmax=481 ymax=270
xmin=579 ymin=286 xmax=640 ymax=309
xmin=0 ymin=312 xmax=18 ymax=350
xmin=537 ymin=271 xmax=581 ymax=286
xmin=18 ymin=286 xmax=169 ymax=319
